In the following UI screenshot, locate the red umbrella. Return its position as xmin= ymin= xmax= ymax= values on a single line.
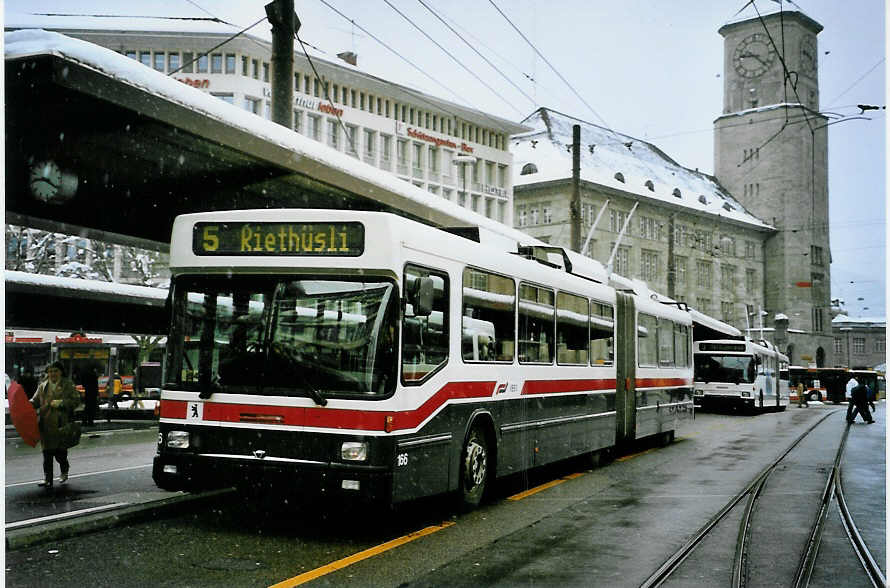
xmin=8 ymin=380 xmax=40 ymax=448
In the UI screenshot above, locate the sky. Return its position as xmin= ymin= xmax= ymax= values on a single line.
xmin=4 ymin=0 xmax=886 ymax=319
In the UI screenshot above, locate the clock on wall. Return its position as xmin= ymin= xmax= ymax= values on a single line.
xmin=29 ymin=160 xmax=62 ymax=202
xmin=733 ymin=32 xmax=777 ymax=78
xmin=799 ymin=35 xmax=817 ymax=77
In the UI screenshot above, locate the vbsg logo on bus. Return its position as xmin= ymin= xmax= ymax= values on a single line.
xmin=193 ymin=221 xmax=365 ymax=256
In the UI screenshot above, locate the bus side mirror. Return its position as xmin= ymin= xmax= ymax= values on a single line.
xmin=410 ymin=277 xmax=434 ymax=317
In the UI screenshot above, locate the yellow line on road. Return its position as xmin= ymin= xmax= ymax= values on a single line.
xmin=507 ymin=472 xmax=584 ymax=501
xmin=269 ymin=521 xmax=455 ymax=587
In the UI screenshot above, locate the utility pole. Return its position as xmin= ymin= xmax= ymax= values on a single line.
xmin=570 ymin=124 xmax=581 ymax=253
xmin=265 ymin=0 xmax=297 ymax=129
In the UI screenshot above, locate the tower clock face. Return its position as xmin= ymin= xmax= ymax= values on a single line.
xmin=799 ymin=35 xmax=817 ymax=77
xmin=733 ymin=33 xmax=777 ymax=78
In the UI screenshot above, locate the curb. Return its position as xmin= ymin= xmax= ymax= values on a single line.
xmin=5 ymin=487 xmax=234 ymax=550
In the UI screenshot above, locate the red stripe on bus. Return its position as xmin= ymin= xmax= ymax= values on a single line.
xmin=159 ymin=381 xmax=496 ymax=432
xmin=159 ymin=399 xmax=187 ymax=419
xmin=521 ymin=379 xmax=617 ymax=395
xmin=635 ymin=378 xmax=691 ymax=388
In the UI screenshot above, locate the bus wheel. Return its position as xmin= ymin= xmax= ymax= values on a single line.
xmin=459 ymin=426 xmax=489 ymax=509
xmin=808 ymin=391 xmax=820 ymax=402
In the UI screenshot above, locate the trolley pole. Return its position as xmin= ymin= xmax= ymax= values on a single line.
xmin=265 ymin=0 xmax=297 ymax=129
xmin=570 ymin=124 xmax=582 ymax=253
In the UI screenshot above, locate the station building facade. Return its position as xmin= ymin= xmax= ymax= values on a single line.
xmin=48 ymin=26 xmax=527 ymax=224
xmin=512 ymin=107 xmax=775 ymax=338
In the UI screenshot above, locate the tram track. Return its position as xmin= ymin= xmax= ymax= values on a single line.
xmin=640 ymin=409 xmax=883 ymax=588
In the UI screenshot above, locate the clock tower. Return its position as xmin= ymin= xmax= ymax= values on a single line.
xmin=714 ymin=11 xmax=832 ymax=367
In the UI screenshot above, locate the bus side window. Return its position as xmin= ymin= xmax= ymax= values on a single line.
xmin=402 ymin=265 xmax=449 ymax=383
xmin=590 ymin=302 xmax=614 ymax=366
xmin=462 ymin=268 xmax=515 ymax=362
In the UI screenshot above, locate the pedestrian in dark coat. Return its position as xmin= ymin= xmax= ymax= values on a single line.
xmin=847 ymin=382 xmax=874 ymax=424
xmin=81 ymin=367 xmax=99 ymax=426
xmin=30 ymin=361 xmax=81 ymax=488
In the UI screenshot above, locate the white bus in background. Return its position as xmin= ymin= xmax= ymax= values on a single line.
xmin=693 ymin=339 xmax=789 ymax=413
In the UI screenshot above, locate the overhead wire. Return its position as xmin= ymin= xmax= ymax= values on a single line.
xmin=415 ymin=0 xmax=537 ymax=108
xmin=381 ymin=0 xmax=525 ymax=116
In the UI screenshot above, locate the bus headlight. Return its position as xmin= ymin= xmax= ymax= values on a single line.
xmin=741 ymin=391 xmax=751 ymax=398
xmin=341 ymin=441 xmax=368 ymax=462
xmin=166 ymin=430 xmax=190 ymax=449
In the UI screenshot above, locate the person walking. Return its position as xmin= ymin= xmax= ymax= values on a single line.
xmin=797 ymin=382 xmax=807 ymax=407
xmin=30 ymin=361 xmax=81 ymax=488
xmin=845 ymin=375 xmax=860 ymax=422
xmin=81 ymin=367 xmax=99 ymax=426
xmin=847 ymin=380 xmax=874 ymax=424
xmin=109 ymin=372 xmax=122 ymax=409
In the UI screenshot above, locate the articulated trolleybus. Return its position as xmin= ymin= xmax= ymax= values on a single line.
xmin=154 ymin=209 xmax=694 ymax=508
xmin=693 ymin=339 xmax=789 ymax=413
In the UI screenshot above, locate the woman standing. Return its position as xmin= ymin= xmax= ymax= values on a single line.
xmin=30 ymin=361 xmax=81 ymax=488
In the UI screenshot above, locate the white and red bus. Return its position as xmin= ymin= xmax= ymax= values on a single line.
xmin=153 ymin=209 xmax=694 ymax=508
xmin=693 ymin=339 xmax=789 ymax=412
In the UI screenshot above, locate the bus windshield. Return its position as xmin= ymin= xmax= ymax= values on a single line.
xmin=166 ymin=276 xmax=398 ymax=399
xmin=694 ymin=354 xmax=756 ymax=384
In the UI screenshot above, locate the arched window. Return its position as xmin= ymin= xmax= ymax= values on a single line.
xmin=644 ymin=180 xmax=654 ymax=191
xmin=672 ymin=188 xmax=682 ymax=198
xmin=614 ymin=172 xmax=625 ymax=183
xmin=520 ymin=163 xmax=538 ymax=175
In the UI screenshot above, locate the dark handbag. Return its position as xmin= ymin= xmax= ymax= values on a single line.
xmin=59 ymin=420 xmax=82 ymax=448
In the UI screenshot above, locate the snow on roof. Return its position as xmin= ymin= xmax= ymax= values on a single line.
xmin=513 ymin=108 xmax=772 ymax=230
xmin=4 ymin=30 xmax=606 ymax=282
xmin=832 ymin=314 xmax=886 ymax=326
xmin=6 ymin=269 xmax=168 ymax=301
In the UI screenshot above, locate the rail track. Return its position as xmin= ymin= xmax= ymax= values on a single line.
xmin=641 ymin=410 xmax=885 ymax=588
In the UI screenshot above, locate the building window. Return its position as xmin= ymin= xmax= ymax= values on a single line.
xmin=306 ymin=114 xmax=321 ymax=141
xmin=813 ymin=307 xmax=824 ymax=333
xmin=139 ymin=51 xmax=151 ymax=67
xmin=719 ymin=235 xmax=736 ymax=256
xmin=612 ymin=245 xmax=630 ymax=275
xmin=252 ymin=59 xmax=259 ymax=79
xmin=675 ymin=256 xmax=687 ymax=285
xmin=746 ymin=269 xmax=756 ymax=293
xmin=641 ymin=250 xmax=658 ymax=282
xmin=263 ymin=62 xmax=270 ymax=82
xmin=696 ymin=297 xmax=712 ymax=314
xmin=244 ymin=97 xmax=261 ymax=115
xmin=180 ymin=52 xmax=193 ymax=73
xmin=210 ymin=53 xmax=222 ymax=74
xmin=609 ymin=210 xmax=630 ymax=234
xmin=211 ymin=93 xmax=234 ymax=104
xmin=875 ymin=339 xmax=885 ymax=353
xmin=674 ymin=224 xmax=687 ymax=246
xmin=243 ymin=56 xmax=249 ymax=76
xmin=745 ymin=241 xmax=757 ymax=259
xmin=518 ymin=207 xmax=527 ymax=227
xmin=412 ymin=143 xmax=423 ymax=172
xmin=327 ymin=120 xmax=339 ymax=149
xmin=834 ymin=338 xmax=843 ymax=354
xmin=196 ymin=54 xmax=208 ymax=73
xmin=721 ymin=301 xmax=735 ymax=322
xmin=428 ymin=146 xmax=439 ymax=174
xmin=293 ymin=109 xmax=303 ymax=133
xmin=639 ymin=216 xmax=660 ymax=240
xmin=696 ymin=260 xmax=712 ymax=288
xmin=810 ymin=245 xmax=824 ymax=266
xmin=721 ymin=265 xmax=736 ymax=290
xmin=125 ymin=50 xmax=137 ymax=61
xmin=853 ymin=337 xmax=865 ymax=354
xmin=167 ymin=53 xmax=180 ymax=73
xmin=225 ymin=53 xmax=236 ymax=74
xmin=530 ymin=206 xmax=539 ymax=226
xmin=542 ymin=204 xmax=552 ymax=224
xmin=153 ymin=52 xmax=166 ymax=72
xmin=364 ymin=129 xmax=376 ymax=158
xmin=344 ymin=125 xmax=358 ymax=156
xmin=380 ymin=135 xmax=392 ymax=163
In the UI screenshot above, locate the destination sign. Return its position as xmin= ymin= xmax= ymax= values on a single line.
xmin=193 ymin=222 xmax=364 ymax=256
xmin=699 ymin=342 xmax=747 ymax=352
